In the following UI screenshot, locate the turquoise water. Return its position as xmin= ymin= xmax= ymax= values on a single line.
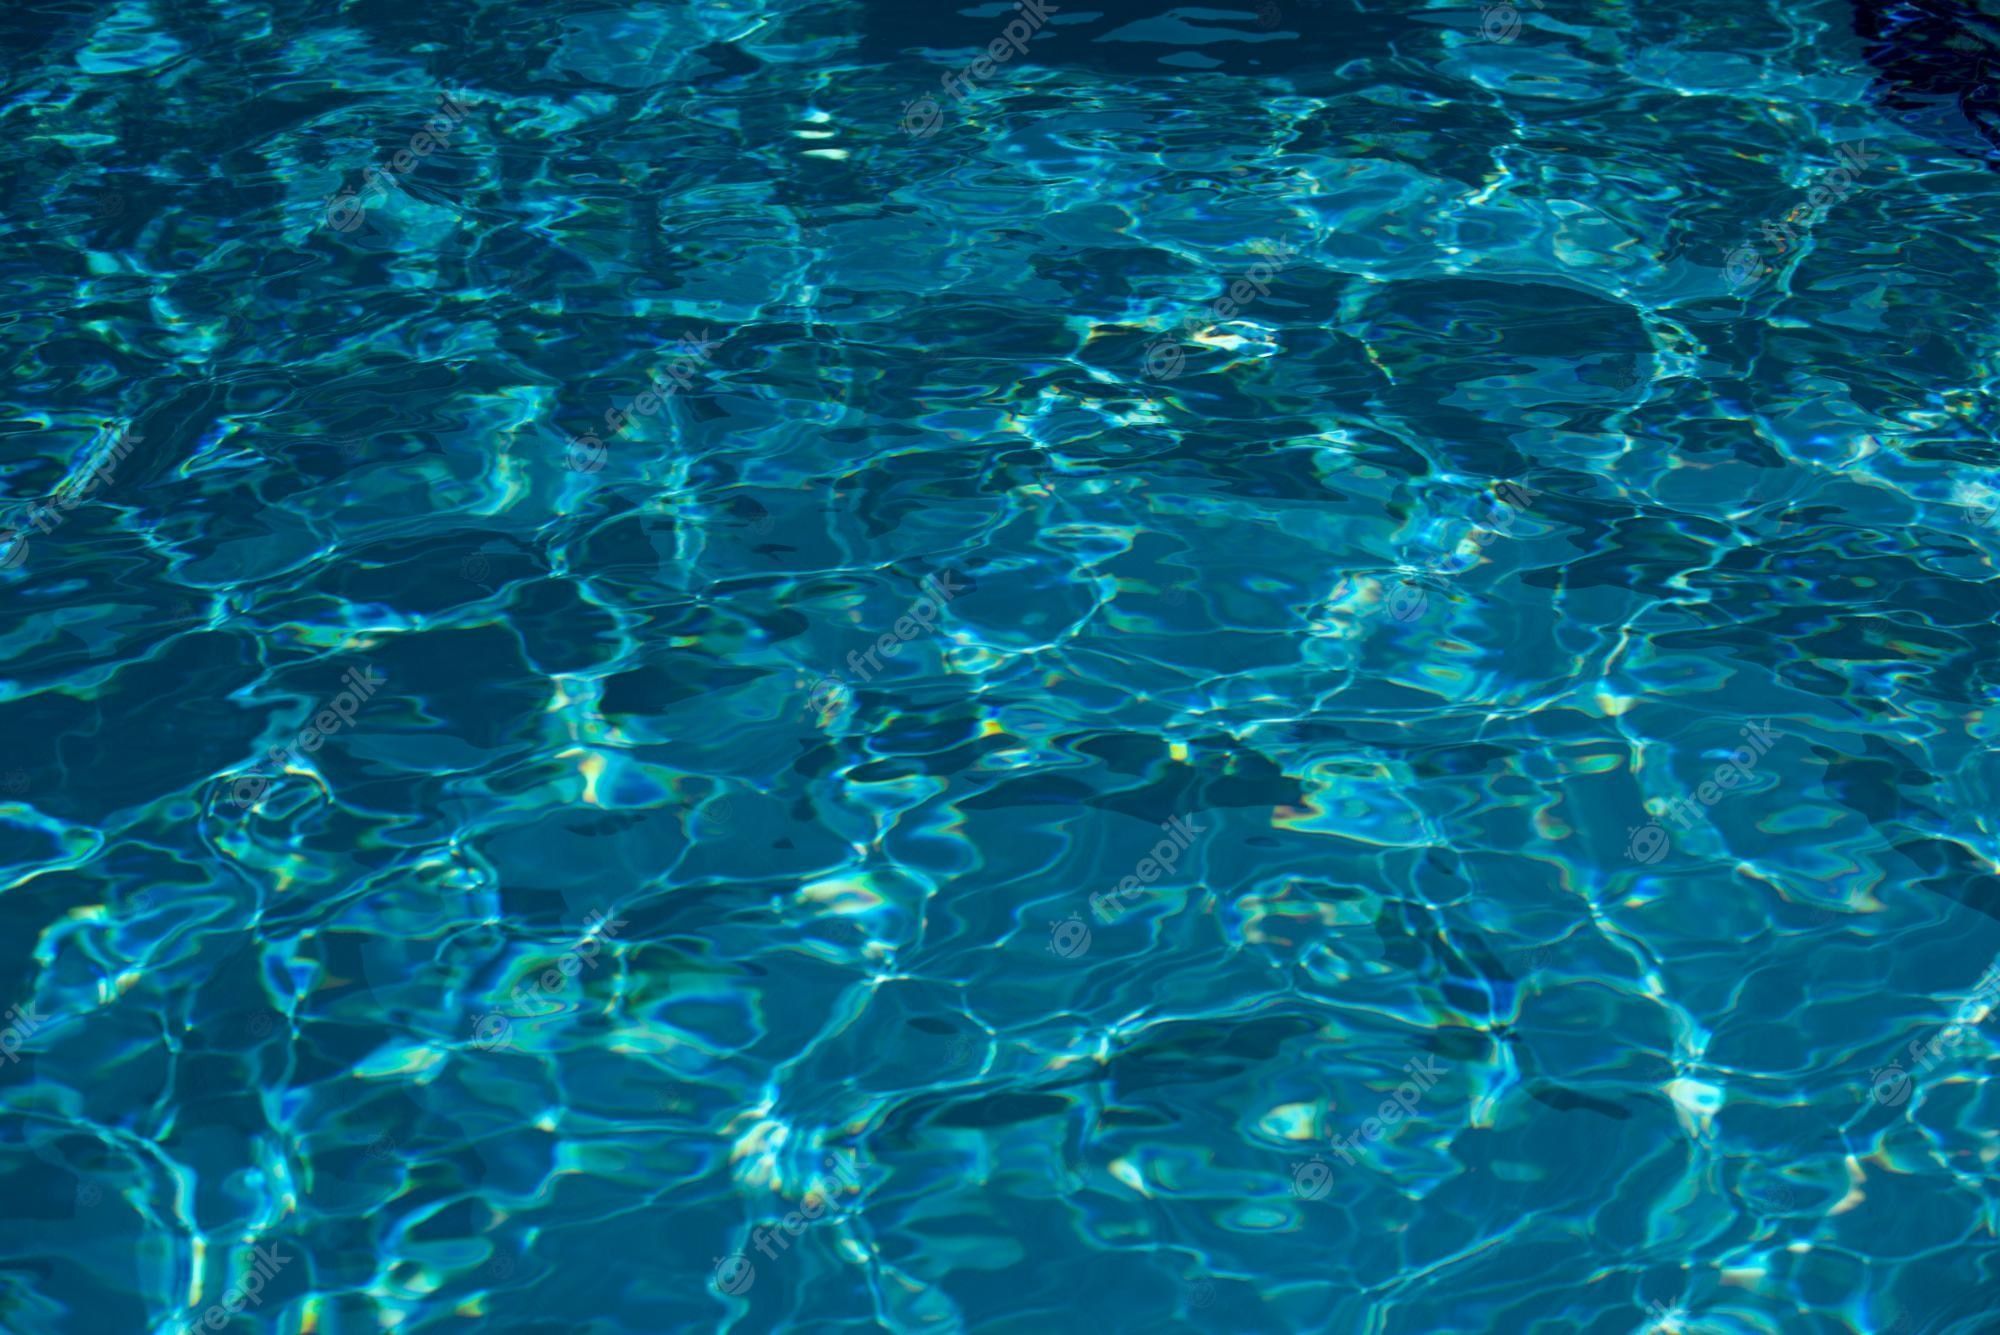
xmin=5 ymin=0 xmax=2000 ymax=1331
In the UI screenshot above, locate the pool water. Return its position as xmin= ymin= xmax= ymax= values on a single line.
xmin=4 ymin=0 xmax=2000 ymax=1331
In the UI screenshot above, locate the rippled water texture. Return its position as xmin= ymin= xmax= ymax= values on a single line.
xmin=5 ymin=0 xmax=2000 ymax=1330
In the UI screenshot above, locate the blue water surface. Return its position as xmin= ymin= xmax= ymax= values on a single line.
xmin=4 ymin=0 xmax=2000 ymax=1331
